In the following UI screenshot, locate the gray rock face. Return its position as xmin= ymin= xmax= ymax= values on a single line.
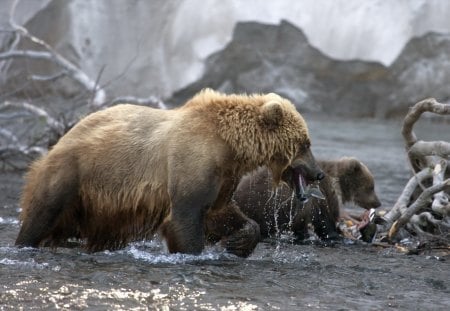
xmin=386 ymin=33 xmax=450 ymax=117
xmin=169 ymin=21 xmax=450 ymax=118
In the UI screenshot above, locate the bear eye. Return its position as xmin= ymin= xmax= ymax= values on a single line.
xmin=297 ymin=140 xmax=310 ymax=152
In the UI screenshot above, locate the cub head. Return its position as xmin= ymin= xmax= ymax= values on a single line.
xmin=339 ymin=157 xmax=381 ymax=209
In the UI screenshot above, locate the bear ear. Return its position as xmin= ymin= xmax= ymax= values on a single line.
xmin=261 ymin=100 xmax=284 ymax=129
xmin=346 ymin=158 xmax=361 ymax=173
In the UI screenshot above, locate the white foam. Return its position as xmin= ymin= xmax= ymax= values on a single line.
xmin=126 ymin=245 xmax=230 ymax=264
xmin=0 ymin=258 xmax=49 ymax=269
xmin=0 ymin=246 xmax=19 ymax=254
xmin=0 ymin=217 xmax=19 ymax=225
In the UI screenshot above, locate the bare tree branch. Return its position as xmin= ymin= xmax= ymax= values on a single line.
xmin=0 ymin=101 xmax=64 ymax=135
xmin=431 ymin=160 xmax=450 ymax=216
xmin=411 ymin=212 xmax=450 ymax=229
xmin=388 ymin=179 xmax=450 ymax=240
xmin=0 ymin=128 xmax=19 ymax=146
xmin=376 ymin=98 xmax=450 ymax=244
xmin=401 ymin=98 xmax=450 ymax=149
xmin=29 ymin=71 xmax=67 ymax=82
xmin=401 ymin=98 xmax=450 ymax=174
xmin=408 ymin=212 xmax=450 ymax=243
xmin=408 ymin=141 xmax=450 ymax=160
xmin=382 ymin=168 xmax=433 ymax=224
xmin=0 ymin=145 xmax=46 ymax=157
xmin=0 ymin=30 xmax=20 ymax=74
xmin=1 ymin=0 xmax=107 ymax=107
xmin=0 ymin=1 xmax=170 ymax=170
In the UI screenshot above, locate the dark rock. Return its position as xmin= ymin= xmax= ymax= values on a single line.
xmin=385 ymin=33 xmax=450 ymax=117
xmin=168 ymin=20 xmax=450 ymax=118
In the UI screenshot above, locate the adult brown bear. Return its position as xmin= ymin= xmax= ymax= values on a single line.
xmin=235 ymin=157 xmax=381 ymax=241
xmin=15 ymin=89 xmax=323 ymax=257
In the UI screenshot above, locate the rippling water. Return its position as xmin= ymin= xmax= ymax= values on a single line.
xmin=1 ymin=115 xmax=449 ymax=310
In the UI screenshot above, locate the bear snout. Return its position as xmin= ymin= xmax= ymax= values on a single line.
xmin=358 ymin=194 xmax=382 ymax=209
xmin=293 ymin=165 xmax=325 ymax=184
xmin=371 ymin=197 xmax=382 ymax=208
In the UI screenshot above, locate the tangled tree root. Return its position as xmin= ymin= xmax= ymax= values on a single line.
xmin=381 ymin=98 xmax=450 ymax=245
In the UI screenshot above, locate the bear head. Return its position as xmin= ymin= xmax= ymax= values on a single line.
xmin=258 ymin=93 xmax=324 ymax=198
xmin=200 ymin=90 xmax=321 ymax=187
xmin=338 ymin=157 xmax=381 ymax=209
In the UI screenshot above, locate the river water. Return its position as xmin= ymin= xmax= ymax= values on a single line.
xmin=0 ymin=115 xmax=449 ymax=310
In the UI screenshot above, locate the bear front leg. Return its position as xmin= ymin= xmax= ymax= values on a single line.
xmin=291 ymin=208 xmax=310 ymax=241
xmin=160 ymin=162 xmax=225 ymax=254
xmin=160 ymin=180 xmax=221 ymax=255
xmin=160 ymin=210 xmax=206 ymax=255
xmin=206 ymin=201 xmax=261 ymax=258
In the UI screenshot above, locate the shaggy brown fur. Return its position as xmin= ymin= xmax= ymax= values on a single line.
xmin=235 ymin=157 xmax=381 ymax=240
xmin=15 ymin=89 xmax=320 ymax=257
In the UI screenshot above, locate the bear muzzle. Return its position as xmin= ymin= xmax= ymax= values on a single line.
xmin=282 ymin=160 xmax=325 ymax=202
xmin=292 ymin=167 xmax=325 ymax=202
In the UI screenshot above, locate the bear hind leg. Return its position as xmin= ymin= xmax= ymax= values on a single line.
xmin=15 ymin=165 xmax=79 ymax=248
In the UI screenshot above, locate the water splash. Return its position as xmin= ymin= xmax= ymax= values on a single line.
xmin=0 ymin=217 xmax=19 ymax=225
xmin=0 ymin=246 xmax=19 ymax=254
xmin=127 ymin=247 xmax=224 ymax=264
xmin=268 ymin=187 xmax=299 ymax=236
xmin=0 ymin=258 xmax=49 ymax=269
xmin=109 ymin=241 xmax=236 ymax=264
xmin=250 ymin=240 xmax=314 ymax=264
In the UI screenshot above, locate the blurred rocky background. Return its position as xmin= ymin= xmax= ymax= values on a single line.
xmin=1 ymin=0 xmax=450 ymax=118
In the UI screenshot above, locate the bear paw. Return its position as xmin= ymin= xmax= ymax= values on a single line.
xmin=222 ymin=219 xmax=261 ymax=258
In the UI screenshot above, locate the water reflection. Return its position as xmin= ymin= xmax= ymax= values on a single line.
xmin=7 ymin=278 xmax=259 ymax=310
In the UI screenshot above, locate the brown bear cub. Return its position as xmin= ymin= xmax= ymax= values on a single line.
xmin=234 ymin=157 xmax=381 ymax=241
xmin=15 ymin=89 xmax=324 ymax=257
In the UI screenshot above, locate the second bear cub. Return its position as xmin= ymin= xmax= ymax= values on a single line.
xmin=234 ymin=157 xmax=381 ymax=240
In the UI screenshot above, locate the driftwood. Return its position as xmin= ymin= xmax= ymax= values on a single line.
xmin=382 ymin=168 xmax=433 ymax=223
xmin=384 ymin=98 xmax=450 ymax=242
xmin=388 ymin=179 xmax=450 ymax=239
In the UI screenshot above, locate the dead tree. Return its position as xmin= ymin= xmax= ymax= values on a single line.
xmin=383 ymin=98 xmax=450 ymax=242
xmin=0 ymin=0 xmax=164 ymax=169
xmin=0 ymin=0 xmax=106 ymax=107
